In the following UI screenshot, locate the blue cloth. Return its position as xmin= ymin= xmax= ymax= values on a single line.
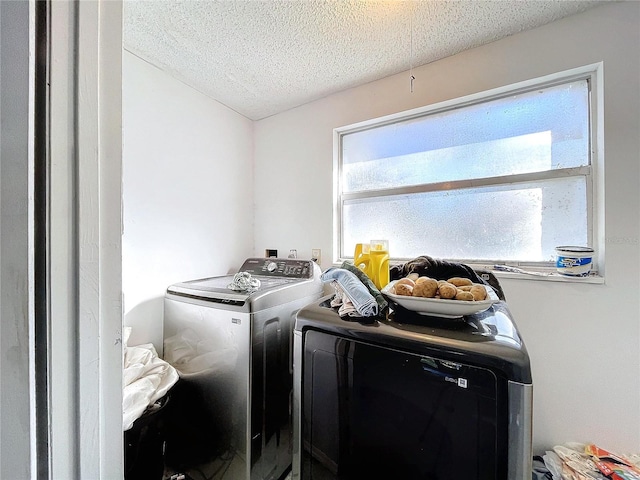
xmin=340 ymin=261 xmax=388 ymax=312
xmin=321 ymin=267 xmax=378 ymax=317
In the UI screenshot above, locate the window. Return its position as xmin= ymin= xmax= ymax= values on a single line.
xmin=335 ymin=68 xmax=599 ymax=269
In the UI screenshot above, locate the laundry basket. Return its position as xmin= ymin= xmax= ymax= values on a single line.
xmin=124 ymin=394 xmax=170 ymax=480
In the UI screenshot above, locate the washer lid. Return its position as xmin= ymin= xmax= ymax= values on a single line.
xmin=166 ymin=258 xmax=322 ymax=309
xmin=167 ymin=275 xmax=297 ymax=305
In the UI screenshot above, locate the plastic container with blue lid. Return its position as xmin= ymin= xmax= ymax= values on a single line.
xmin=555 ymin=246 xmax=594 ymax=276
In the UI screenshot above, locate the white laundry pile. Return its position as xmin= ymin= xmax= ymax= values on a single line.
xmin=122 ymin=327 xmax=179 ymax=431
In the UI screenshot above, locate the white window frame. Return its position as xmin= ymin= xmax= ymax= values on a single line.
xmin=333 ymin=64 xmax=604 ymax=280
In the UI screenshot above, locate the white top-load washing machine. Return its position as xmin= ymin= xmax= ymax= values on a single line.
xmin=163 ymin=258 xmax=323 ymax=480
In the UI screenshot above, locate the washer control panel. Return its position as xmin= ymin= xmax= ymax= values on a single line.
xmin=239 ymin=258 xmax=316 ymax=279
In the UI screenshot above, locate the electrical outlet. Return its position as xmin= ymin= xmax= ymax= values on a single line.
xmin=311 ymin=249 xmax=321 ymax=265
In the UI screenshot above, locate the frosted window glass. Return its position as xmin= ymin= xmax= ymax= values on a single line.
xmin=342 ymin=177 xmax=587 ymax=263
xmin=337 ymin=74 xmax=595 ymax=265
xmin=342 ymin=80 xmax=589 ymax=193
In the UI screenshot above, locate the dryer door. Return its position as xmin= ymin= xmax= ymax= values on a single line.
xmin=299 ymin=330 xmax=509 ymax=480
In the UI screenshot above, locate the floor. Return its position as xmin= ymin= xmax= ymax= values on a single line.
xmin=162 ymin=455 xmax=246 ymax=480
xmin=162 ymin=460 xmax=293 ymax=480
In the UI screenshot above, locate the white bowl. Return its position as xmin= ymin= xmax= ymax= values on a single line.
xmin=381 ymin=280 xmax=500 ymax=318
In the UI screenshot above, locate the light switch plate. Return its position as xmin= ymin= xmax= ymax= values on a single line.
xmin=311 ymin=249 xmax=321 ymax=265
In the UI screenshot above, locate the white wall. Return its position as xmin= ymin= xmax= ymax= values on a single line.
xmin=0 ymin=1 xmax=33 ymax=477
xmin=123 ymin=51 xmax=254 ymax=350
xmin=254 ymin=2 xmax=640 ymax=454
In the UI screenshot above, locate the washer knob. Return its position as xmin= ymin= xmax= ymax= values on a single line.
xmin=266 ymin=261 xmax=277 ymax=272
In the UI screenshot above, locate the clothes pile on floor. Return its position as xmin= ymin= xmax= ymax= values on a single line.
xmin=123 ymin=327 xmax=179 ymax=431
xmin=532 ymin=443 xmax=640 ymax=480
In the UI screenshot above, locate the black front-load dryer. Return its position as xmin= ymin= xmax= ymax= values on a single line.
xmin=292 ymin=296 xmax=532 ymax=480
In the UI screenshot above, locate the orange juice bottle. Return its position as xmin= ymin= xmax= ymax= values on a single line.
xmin=369 ymin=240 xmax=389 ymax=289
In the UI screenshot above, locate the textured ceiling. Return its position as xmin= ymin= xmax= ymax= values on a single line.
xmin=123 ymin=0 xmax=608 ymax=120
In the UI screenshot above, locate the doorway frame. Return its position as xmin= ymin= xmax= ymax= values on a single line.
xmin=48 ymin=1 xmax=123 ymax=478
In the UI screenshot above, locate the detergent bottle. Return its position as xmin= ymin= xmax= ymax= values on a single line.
xmin=353 ymin=243 xmax=371 ymax=276
xmin=369 ymin=240 xmax=390 ymax=290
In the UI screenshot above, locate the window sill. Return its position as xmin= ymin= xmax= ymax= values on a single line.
xmin=337 ymin=260 xmax=604 ymax=285
xmin=489 ymin=269 xmax=604 ymax=284
xmin=471 ymin=264 xmax=604 ymax=284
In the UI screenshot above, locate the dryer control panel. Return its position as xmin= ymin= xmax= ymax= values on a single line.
xmin=239 ymin=258 xmax=317 ymax=279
